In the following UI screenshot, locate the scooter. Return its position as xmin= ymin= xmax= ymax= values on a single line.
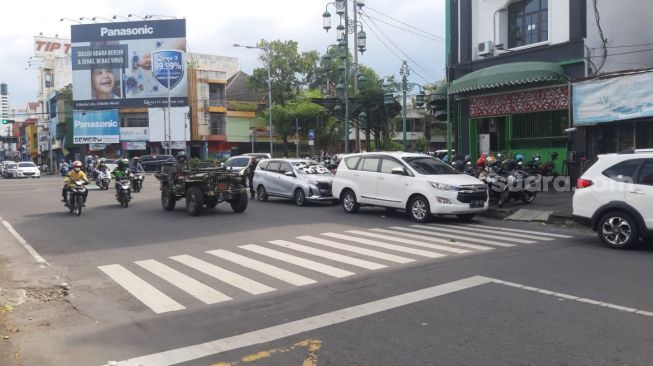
xmin=96 ymin=170 xmax=111 ymax=190
xmin=116 ymin=179 xmax=132 ymax=208
xmin=65 ymin=180 xmax=87 ymax=216
xmin=131 ymin=173 xmax=144 ymax=193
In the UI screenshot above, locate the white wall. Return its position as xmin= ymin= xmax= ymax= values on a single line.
xmin=471 ymin=0 xmax=570 ymax=60
xmin=585 ymin=0 xmax=653 ymax=74
xmin=148 ymin=107 xmax=191 ymax=142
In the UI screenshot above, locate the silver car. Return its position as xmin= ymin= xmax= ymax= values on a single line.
xmin=253 ymin=159 xmax=335 ymax=206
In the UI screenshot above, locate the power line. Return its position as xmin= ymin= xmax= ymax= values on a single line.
xmin=361 ymin=13 xmax=444 ymax=43
xmin=364 ymin=5 xmax=445 ymax=41
xmin=591 ymin=42 xmax=653 ymax=50
xmin=363 ymin=14 xmax=437 ymax=82
xmin=588 ymin=47 xmax=653 ymax=58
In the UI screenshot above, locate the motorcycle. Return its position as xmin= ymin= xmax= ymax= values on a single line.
xmin=96 ymin=169 xmax=111 ymax=190
xmin=60 ymin=164 xmax=69 ymax=177
xmin=116 ymin=179 xmax=132 ymax=208
xmin=65 ymin=180 xmax=87 ymax=216
xmin=480 ymin=160 xmax=538 ymax=208
xmin=131 ymin=172 xmax=144 ymax=193
xmin=539 ymin=152 xmax=559 ymax=177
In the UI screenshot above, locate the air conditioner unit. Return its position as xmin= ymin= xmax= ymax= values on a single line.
xmin=478 ymin=41 xmax=494 ymax=57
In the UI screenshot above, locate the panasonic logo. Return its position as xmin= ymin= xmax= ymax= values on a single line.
xmin=74 ymin=120 xmax=119 ymax=128
xmin=100 ymin=25 xmax=154 ymax=37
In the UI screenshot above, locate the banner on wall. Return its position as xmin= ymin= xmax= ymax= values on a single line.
xmin=72 ymin=110 xmax=120 ymax=144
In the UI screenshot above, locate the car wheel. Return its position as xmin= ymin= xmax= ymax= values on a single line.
xmin=230 ymin=192 xmax=248 ymax=213
xmin=408 ymin=195 xmax=431 ymax=223
xmin=598 ymin=212 xmax=639 ymax=249
xmin=294 ymin=188 xmax=306 ymax=207
xmin=257 ymin=185 xmax=268 ymax=202
xmin=341 ymin=190 xmax=359 ymax=213
xmin=161 ymin=184 xmax=176 ymax=211
xmin=457 ymin=214 xmax=475 ymax=221
xmin=186 ymin=186 xmax=204 ymax=216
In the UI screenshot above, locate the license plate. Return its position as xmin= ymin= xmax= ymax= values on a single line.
xmin=469 ymin=200 xmax=484 ymax=208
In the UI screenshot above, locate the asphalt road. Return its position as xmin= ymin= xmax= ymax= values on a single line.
xmin=0 ymin=175 xmax=652 ymax=366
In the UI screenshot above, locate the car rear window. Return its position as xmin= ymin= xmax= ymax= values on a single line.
xmin=637 ymin=160 xmax=653 ymax=186
xmin=602 ymin=159 xmax=644 ymax=182
xmin=344 ymin=156 xmax=361 ymax=170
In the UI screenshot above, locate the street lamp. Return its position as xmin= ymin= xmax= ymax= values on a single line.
xmin=145 ymin=15 xmax=177 ymax=19
xmin=112 ymin=15 xmax=129 ymax=21
xmin=79 ymin=17 xmax=96 ymax=23
xmin=128 ymin=14 xmax=145 ymax=20
xmin=321 ymin=0 xmax=367 ymax=154
xmin=233 ymin=42 xmax=274 ymax=156
xmin=385 ymin=60 xmax=426 ymax=152
xmin=60 ymin=18 xmax=82 ymax=24
xmin=92 ymin=16 xmax=113 ymax=22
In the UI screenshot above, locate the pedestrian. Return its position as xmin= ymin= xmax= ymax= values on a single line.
xmin=248 ymin=157 xmax=258 ymax=199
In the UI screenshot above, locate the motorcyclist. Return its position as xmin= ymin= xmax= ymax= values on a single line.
xmin=129 ymin=157 xmax=145 ymax=173
xmin=176 ymin=151 xmax=187 ymax=165
xmin=248 ymin=157 xmax=258 ymax=199
xmin=61 ymin=161 xmax=89 ymax=206
xmin=111 ymin=159 xmax=132 ymax=198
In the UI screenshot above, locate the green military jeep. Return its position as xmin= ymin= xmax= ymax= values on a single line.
xmin=155 ymin=163 xmax=248 ymax=216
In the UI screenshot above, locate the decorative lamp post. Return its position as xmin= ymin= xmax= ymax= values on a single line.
xmin=385 ymin=60 xmax=426 ymax=152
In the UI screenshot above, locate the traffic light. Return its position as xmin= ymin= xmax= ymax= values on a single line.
xmin=1 ymin=118 xmax=15 ymax=124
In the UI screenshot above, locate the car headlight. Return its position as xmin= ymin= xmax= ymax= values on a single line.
xmin=429 ymin=181 xmax=458 ymax=191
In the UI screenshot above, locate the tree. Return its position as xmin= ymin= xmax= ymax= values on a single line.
xmin=263 ymin=95 xmax=325 ymax=156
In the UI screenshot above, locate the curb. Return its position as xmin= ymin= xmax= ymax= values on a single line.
xmin=481 ymin=207 xmax=580 ymax=227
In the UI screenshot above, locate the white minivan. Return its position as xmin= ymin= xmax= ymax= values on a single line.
xmin=332 ymin=152 xmax=488 ymax=222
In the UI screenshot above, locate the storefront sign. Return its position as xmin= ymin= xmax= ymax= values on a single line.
xmin=470 ymin=86 xmax=569 ymax=118
xmin=89 ymin=144 xmax=106 ymax=151
xmin=122 ymin=141 xmax=146 ymax=150
xmin=120 ymin=127 xmax=149 ymax=141
xmin=72 ymin=110 xmax=120 ymax=144
xmin=573 ymin=72 xmax=653 ymax=125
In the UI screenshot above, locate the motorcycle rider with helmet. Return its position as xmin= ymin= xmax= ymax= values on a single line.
xmin=61 ymin=161 xmax=89 ymax=206
xmin=129 ymin=156 xmax=145 ymax=173
xmin=111 ymin=159 xmax=132 ymax=198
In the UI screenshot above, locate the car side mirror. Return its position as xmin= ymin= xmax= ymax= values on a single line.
xmin=284 ymin=171 xmax=295 ymax=177
xmin=391 ymin=167 xmax=406 ymax=176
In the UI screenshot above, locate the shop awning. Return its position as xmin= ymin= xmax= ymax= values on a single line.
xmin=429 ymin=81 xmax=448 ymax=101
xmin=450 ymin=62 xmax=567 ymax=95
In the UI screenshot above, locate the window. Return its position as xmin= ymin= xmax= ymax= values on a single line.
xmin=602 ymin=159 xmax=645 ymax=182
xmin=258 ymin=160 xmax=270 ymax=171
xmin=122 ymin=113 xmax=148 ymax=128
xmin=209 ymin=113 xmax=226 ymax=135
xmin=345 ymin=156 xmax=361 ymax=170
xmin=380 ymin=158 xmax=404 ymax=174
xmin=279 ymin=162 xmax=292 ymax=174
xmin=360 ymin=157 xmax=380 ymax=172
xmin=637 ymin=160 xmax=653 ymax=186
xmin=403 ymin=157 xmax=459 ymax=175
xmin=509 ymin=0 xmax=548 ymax=48
xmin=267 ymin=161 xmax=280 ymax=173
xmin=224 ymin=157 xmax=250 ymax=168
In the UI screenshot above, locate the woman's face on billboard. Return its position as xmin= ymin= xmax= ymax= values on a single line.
xmin=92 ymin=68 xmax=115 ymax=98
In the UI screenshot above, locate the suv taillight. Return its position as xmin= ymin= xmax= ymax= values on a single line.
xmin=576 ymin=178 xmax=593 ymax=189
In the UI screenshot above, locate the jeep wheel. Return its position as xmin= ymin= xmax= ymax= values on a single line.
xmin=231 ymin=192 xmax=248 ymax=213
xmin=257 ymin=185 xmax=268 ymax=202
xmin=161 ymin=184 xmax=176 ymax=211
xmin=294 ymin=188 xmax=306 ymax=207
xmin=408 ymin=195 xmax=431 ymax=223
xmin=341 ymin=190 xmax=359 ymax=214
xmin=186 ymin=186 xmax=204 ymax=216
xmin=205 ymin=198 xmax=219 ymax=208
xmin=598 ymin=212 xmax=639 ymax=249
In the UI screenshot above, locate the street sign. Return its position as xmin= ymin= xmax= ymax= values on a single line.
xmin=308 ymin=140 xmax=314 ymax=146
xmin=308 ymin=129 xmax=315 ymax=140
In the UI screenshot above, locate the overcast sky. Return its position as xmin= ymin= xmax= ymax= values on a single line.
xmin=2 ymin=0 xmax=446 ymax=107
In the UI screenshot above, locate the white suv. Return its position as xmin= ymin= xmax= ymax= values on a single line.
xmin=573 ymin=149 xmax=653 ymax=248
xmin=332 ymin=152 xmax=488 ymax=222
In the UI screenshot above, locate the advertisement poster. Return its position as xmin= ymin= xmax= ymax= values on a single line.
xmin=72 ymin=110 xmax=120 ymax=144
xmin=120 ymin=127 xmax=149 ymax=141
xmin=122 ymin=141 xmax=147 ymax=150
xmin=71 ymin=19 xmax=188 ymax=109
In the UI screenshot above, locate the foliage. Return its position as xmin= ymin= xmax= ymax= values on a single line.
xmin=227 ymin=101 xmax=258 ymax=112
xmin=263 ymin=95 xmax=325 ymax=156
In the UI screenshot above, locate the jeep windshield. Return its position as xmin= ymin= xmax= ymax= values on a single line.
xmin=292 ymin=161 xmax=332 ymax=175
xmin=403 ymin=156 xmax=459 ymax=175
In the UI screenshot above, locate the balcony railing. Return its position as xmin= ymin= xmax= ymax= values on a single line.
xmin=205 ymin=98 xmax=227 ymax=108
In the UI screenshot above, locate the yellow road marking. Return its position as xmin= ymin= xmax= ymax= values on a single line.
xmin=211 ymin=338 xmax=322 ymax=366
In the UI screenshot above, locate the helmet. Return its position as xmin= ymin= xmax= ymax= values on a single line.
xmin=476 ymin=156 xmax=486 ymax=167
xmin=117 ymin=159 xmax=128 ymax=169
xmin=132 ymin=156 xmax=140 ymax=162
xmin=515 ymin=154 xmax=524 ymax=162
xmin=485 ymin=156 xmax=497 ymax=166
xmin=72 ymin=161 xmax=83 ymax=168
xmin=451 ymin=160 xmax=463 ymax=172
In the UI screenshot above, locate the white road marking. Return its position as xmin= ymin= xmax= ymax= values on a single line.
xmin=297 ymin=235 xmax=415 ymax=264
xmin=352 ymin=230 xmax=471 ymax=254
xmin=134 ymin=260 xmax=231 ymax=305
xmin=430 ymin=223 xmax=555 ymax=241
xmin=0 ymin=216 xmax=50 ymax=267
xmin=170 ymin=255 xmax=275 ymax=295
xmin=207 ymin=249 xmax=316 ymax=286
xmin=321 ymin=232 xmax=445 ymax=259
xmin=382 ymin=227 xmax=494 ymax=251
xmin=420 ymin=225 xmax=536 ymax=244
xmin=98 ymin=264 xmax=185 ymax=314
xmin=489 ymin=279 xmax=653 ymax=317
xmin=465 ymin=224 xmax=574 ymax=238
xmin=268 ymin=240 xmax=386 ymax=270
xmin=104 ymin=276 xmax=493 ymax=366
xmin=407 ymin=226 xmax=517 ymax=247
xmin=240 ymin=244 xmax=355 ymax=278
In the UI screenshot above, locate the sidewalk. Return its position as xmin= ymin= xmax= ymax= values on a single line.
xmin=480 ymin=190 xmax=574 ymax=224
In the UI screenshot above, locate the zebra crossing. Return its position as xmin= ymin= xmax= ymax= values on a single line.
xmin=97 ymin=224 xmax=573 ymax=314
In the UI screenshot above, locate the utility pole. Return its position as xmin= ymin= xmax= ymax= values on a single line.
xmin=166 ymin=66 xmax=172 ymax=156
xmin=401 ymin=61 xmax=409 ymax=152
xmin=295 ymin=117 xmax=299 ymax=158
xmin=353 ymin=0 xmax=360 ymax=153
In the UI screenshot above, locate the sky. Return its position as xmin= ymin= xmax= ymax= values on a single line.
xmin=1 ymin=0 xmax=446 ymax=108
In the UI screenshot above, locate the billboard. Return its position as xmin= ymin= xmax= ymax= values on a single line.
xmin=71 ymin=19 xmax=187 ymax=110
xmin=34 ymin=36 xmax=71 ymax=58
xmin=573 ymin=72 xmax=653 ymax=125
xmin=120 ymin=127 xmax=149 ymax=141
xmin=72 ymin=110 xmax=120 ymax=144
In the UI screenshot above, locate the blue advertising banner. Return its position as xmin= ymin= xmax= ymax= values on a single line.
xmin=73 ymin=110 xmax=120 ymax=144
xmin=573 ymin=71 xmax=653 ymax=126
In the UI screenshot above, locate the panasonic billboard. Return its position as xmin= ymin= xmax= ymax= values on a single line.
xmin=71 ymin=19 xmax=187 ymax=110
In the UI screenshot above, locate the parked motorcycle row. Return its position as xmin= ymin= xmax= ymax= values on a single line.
xmin=446 ymin=152 xmax=558 ymax=208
